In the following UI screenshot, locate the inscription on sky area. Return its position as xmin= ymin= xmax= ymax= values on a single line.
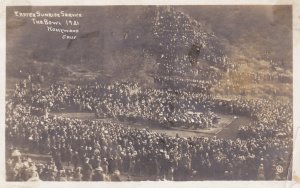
xmin=14 ymin=10 xmax=82 ymax=40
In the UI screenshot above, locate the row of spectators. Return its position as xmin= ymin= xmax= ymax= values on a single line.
xmin=12 ymin=77 xmax=219 ymax=129
xmin=7 ymin=150 xmax=121 ymax=181
xmin=6 ymin=105 xmax=290 ymax=181
xmin=154 ymin=76 xmax=213 ymax=93
xmin=226 ymin=70 xmax=292 ymax=85
xmin=6 ymin=75 xmax=292 ymax=181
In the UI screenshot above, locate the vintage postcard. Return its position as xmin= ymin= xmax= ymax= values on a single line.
xmin=1 ymin=0 xmax=299 ymax=188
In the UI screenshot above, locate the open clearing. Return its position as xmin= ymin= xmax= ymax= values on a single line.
xmin=50 ymin=112 xmax=251 ymax=139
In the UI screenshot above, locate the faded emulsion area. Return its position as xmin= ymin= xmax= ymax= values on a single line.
xmin=5 ymin=6 xmax=292 ymax=181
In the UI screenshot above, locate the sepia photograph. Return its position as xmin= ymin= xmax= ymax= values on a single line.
xmin=4 ymin=4 xmax=294 ymax=182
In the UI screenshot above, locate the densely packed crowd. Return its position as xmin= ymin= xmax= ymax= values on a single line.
xmin=12 ymin=76 xmax=219 ymax=129
xmin=6 ymin=74 xmax=292 ymax=181
xmin=225 ymin=71 xmax=292 ymax=84
xmin=154 ymin=76 xmax=213 ymax=93
xmin=151 ymin=8 xmax=230 ymax=78
xmin=5 ymin=6 xmax=293 ymax=182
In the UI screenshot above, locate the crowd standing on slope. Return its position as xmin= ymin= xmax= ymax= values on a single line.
xmin=6 ymin=75 xmax=292 ymax=181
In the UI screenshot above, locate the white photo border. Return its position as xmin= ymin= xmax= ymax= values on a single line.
xmin=0 ymin=1 xmax=299 ymax=188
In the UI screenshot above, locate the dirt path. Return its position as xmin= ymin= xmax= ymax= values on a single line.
xmin=50 ymin=112 xmax=250 ymax=139
xmin=217 ymin=116 xmax=251 ymax=139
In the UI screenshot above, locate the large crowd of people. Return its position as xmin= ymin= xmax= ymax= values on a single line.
xmin=225 ymin=71 xmax=292 ymax=85
xmin=154 ymin=76 xmax=214 ymax=93
xmin=5 ymin=7 xmax=292 ymax=182
xmin=5 ymin=73 xmax=292 ymax=181
xmin=11 ymin=75 xmax=220 ymax=129
xmin=151 ymin=8 xmax=230 ymax=78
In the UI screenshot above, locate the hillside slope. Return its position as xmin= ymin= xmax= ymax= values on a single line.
xmin=6 ymin=6 xmax=292 ymax=97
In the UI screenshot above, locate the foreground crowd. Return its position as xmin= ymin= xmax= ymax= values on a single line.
xmin=6 ymin=74 xmax=292 ymax=181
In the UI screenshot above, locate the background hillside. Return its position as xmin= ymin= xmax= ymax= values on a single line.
xmin=6 ymin=5 xmax=292 ymax=98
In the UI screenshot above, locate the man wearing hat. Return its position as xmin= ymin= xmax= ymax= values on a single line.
xmin=82 ymin=157 xmax=93 ymax=181
xmin=91 ymin=167 xmax=105 ymax=181
xmin=73 ymin=167 xmax=83 ymax=181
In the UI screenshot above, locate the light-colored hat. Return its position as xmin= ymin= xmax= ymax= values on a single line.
xmin=95 ymin=167 xmax=103 ymax=171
